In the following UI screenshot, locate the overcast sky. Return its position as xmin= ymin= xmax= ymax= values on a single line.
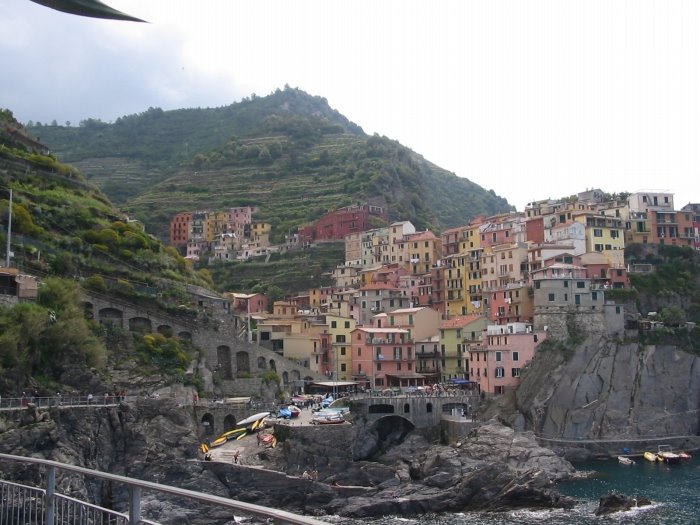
xmin=2 ymin=0 xmax=699 ymax=211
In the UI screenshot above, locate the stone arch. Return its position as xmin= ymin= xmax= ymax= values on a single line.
xmin=426 ymin=402 xmax=433 ymax=413
xmin=98 ymin=307 xmax=123 ymax=327
xmin=157 ymin=324 xmax=173 ymax=337
xmin=178 ymin=331 xmax=192 ymax=341
xmin=269 ymin=359 xmax=277 ymax=372
xmin=83 ymin=301 xmax=94 ymax=319
xmin=291 ymin=370 xmax=300 ymax=382
xmin=237 ymin=351 xmax=251 ymax=374
xmin=201 ymin=413 xmax=215 ymax=436
xmin=257 ymin=356 xmax=267 ymax=370
xmin=223 ymin=414 xmax=237 ymax=432
xmin=403 ymin=403 xmax=410 ymax=414
xmin=282 ymin=371 xmax=289 ymax=384
xmin=355 ymin=415 xmax=415 ymax=460
xmin=128 ymin=317 xmax=152 ymax=333
xmin=217 ymin=346 xmax=233 ymax=379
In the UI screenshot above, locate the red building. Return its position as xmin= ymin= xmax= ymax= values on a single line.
xmin=169 ymin=212 xmax=192 ymax=248
xmin=299 ymin=204 xmax=387 ymax=244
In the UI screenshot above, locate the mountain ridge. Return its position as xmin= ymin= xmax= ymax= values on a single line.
xmin=27 ymin=87 xmax=513 ymax=242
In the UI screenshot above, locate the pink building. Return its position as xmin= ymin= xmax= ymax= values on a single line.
xmin=351 ymin=326 xmax=415 ymax=388
xmin=470 ymin=323 xmax=546 ymax=395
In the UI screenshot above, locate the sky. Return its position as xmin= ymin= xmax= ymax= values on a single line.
xmin=1 ymin=0 xmax=699 ymax=212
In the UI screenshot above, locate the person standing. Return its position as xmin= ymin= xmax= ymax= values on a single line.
xmin=87 ymin=393 xmax=93 ymax=405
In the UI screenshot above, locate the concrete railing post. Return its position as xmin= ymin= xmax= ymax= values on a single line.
xmin=129 ymin=485 xmax=142 ymax=525
xmin=45 ymin=465 xmax=56 ymax=525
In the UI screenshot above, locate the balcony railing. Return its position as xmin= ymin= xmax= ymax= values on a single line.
xmin=0 ymin=453 xmax=328 ymax=525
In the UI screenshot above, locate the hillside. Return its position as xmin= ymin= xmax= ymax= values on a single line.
xmin=0 ymin=109 xmax=213 ymax=393
xmin=28 ymin=87 xmax=513 ymax=242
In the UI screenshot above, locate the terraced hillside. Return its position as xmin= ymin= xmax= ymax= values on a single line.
xmin=29 ymin=87 xmax=513 ymax=242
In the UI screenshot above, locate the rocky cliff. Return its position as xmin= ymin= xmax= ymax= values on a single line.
xmin=0 ymin=400 xmax=577 ymax=522
xmin=512 ymin=328 xmax=700 ymax=456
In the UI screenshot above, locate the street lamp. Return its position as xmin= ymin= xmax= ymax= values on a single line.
xmin=2 ymin=187 xmax=12 ymax=268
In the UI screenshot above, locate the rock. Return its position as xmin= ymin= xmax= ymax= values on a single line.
xmin=595 ymin=491 xmax=652 ymax=515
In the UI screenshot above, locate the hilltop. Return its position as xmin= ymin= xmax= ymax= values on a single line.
xmin=28 ymin=87 xmax=513 ymax=242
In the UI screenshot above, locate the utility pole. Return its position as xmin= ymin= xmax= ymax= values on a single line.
xmin=4 ymin=188 xmax=11 ymax=268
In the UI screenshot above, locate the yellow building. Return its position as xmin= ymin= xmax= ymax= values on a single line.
xmin=573 ymin=212 xmax=625 ymax=267
xmin=326 ymin=314 xmax=356 ymax=381
xmin=439 ymin=315 xmax=487 ymax=381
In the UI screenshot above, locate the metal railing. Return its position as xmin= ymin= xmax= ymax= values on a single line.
xmin=0 ymin=453 xmax=329 ymax=525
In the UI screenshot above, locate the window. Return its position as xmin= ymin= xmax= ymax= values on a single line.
xmin=495 ymin=351 xmax=502 ymax=362
xmin=575 ymin=294 xmax=581 ymax=305
xmin=535 ymin=281 xmax=541 ymax=289
xmin=495 ymin=367 xmax=504 ymax=378
xmin=595 ymin=244 xmax=604 ymax=252
xmin=335 ymin=335 xmax=346 ymax=343
xmin=513 ymin=351 xmax=519 ymax=361
xmin=345 ymin=321 xmax=350 ymax=328
xmin=341 ymin=363 xmax=346 ymax=372
xmin=512 ymin=368 xmax=521 ymax=377
xmin=331 ymin=321 xmax=337 ymax=328
xmin=397 ymin=362 xmax=402 ymax=371
xmin=548 ymin=293 xmax=555 ymax=302
xmin=376 ymin=362 xmax=382 ymax=371
xmin=577 ymin=281 xmax=585 ymax=288
xmin=340 ymin=348 xmax=346 ymax=356
xmin=594 ymin=229 xmax=603 ymax=237
xmin=564 ymin=281 xmax=569 ymax=288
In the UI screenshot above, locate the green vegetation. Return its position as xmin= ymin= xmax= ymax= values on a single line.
xmin=0 ymin=278 xmax=105 ymax=391
xmin=135 ymin=332 xmax=191 ymax=377
xmin=628 ymin=244 xmax=700 ymax=323
xmin=27 ymin=87 xmax=512 ymax=242
xmin=209 ymin=242 xmax=344 ymax=296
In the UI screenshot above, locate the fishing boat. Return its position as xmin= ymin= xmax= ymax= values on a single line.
xmin=679 ymin=451 xmax=692 ymax=462
xmin=618 ymin=456 xmax=635 ymax=465
xmin=657 ymin=445 xmax=681 ymax=464
xmin=209 ymin=435 xmax=228 ymax=448
xmin=643 ymin=451 xmax=658 ymax=462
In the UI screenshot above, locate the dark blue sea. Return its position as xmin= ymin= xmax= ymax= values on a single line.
xmin=326 ymin=456 xmax=700 ymax=525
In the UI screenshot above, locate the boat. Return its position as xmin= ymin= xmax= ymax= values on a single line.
xmin=221 ymin=427 xmax=247 ymax=440
xmin=643 ymin=451 xmax=658 ymax=462
xmin=618 ymin=456 xmax=636 ymax=465
xmin=237 ymin=411 xmax=272 ymax=427
xmin=209 ymin=435 xmax=228 ymax=448
xmin=311 ymin=412 xmax=346 ymax=425
xmin=288 ymin=405 xmax=301 ymax=418
xmin=679 ymin=451 xmax=692 ymax=462
xmin=657 ymin=445 xmax=682 ymax=464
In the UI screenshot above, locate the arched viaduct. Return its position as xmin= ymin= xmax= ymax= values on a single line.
xmin=350 ymin=394 xmax=480 ymax=429
xmin=83 ymin=291 xmax=323 ymax=396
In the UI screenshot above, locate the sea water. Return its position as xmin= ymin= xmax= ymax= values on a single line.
xmin=325 ymin=456 xmax=700 ymax=525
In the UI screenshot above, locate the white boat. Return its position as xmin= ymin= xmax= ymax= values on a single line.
xmin=617 ymin=456 xmax=635 ymax=465
xmin=657 ymin=445 xmax=681 ymax=464
xmin=237 ymin=411 xmax=272 ymax=427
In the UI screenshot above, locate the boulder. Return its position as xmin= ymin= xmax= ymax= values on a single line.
xmin=595 ymin=491 xmax=652 ymax=515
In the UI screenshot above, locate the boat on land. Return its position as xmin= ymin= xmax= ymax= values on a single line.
xmin=657 ymin=445 xmax=682 ymax=464
xmin=237 ymin=411 xmax=272 ymax=427
xmin=209 ymin=435 xmax=228 ymax=448
xmin=643 ymin=451 xmax=659 ymax=462
xmin=618 ymin=456 xmax=636 ymax=465
xmin=221 ymin=427 xmax=247 ymax=440
xmin=311 ymin=412 xmax=346 ymax=425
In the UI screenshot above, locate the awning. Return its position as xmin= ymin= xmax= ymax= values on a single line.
xmin=448 ymin=378 xmax=476 ymax=384
xmin=385 ymin=373 xmax=426 ymax=380
xmin=310 ymin=381 xmax=360 ymax=387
